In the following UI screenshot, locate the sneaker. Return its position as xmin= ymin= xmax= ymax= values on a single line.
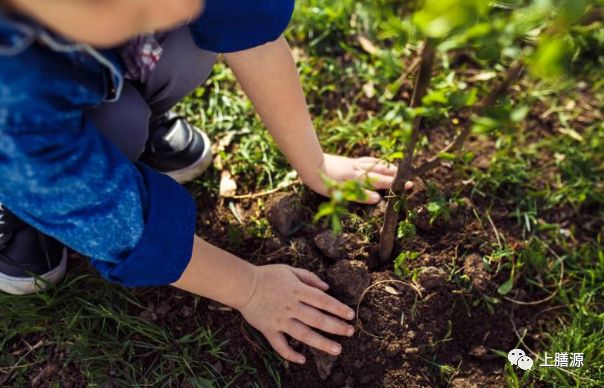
xmin=0 ymin=204 xmax=67 ymax=295
xmin=140 ymin=113 xmax=213 ymax=183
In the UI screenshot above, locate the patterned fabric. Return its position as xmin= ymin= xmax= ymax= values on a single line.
xmin=0 ymin=0 xmax=295 ymax=286
xmin=120 ymin=34 xmax=163 ymax=82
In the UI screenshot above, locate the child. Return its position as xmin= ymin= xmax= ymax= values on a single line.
xmin=0 ymin=0 xmax=400 ymax=364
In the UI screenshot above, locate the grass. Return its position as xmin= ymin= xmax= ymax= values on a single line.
xmin=2 ymin=0 xmax=604 ymax=386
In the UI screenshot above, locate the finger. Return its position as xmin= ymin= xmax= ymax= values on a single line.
xmin=405 ymin=180 xmax=414 ymax=191
xmin=346 ymin=189 xmax=381 ymax=205
xmin=301 ymin=285 xmax=355 ymax=320
xmin=364 ymin=172 xmax=395 ymax=190
xmin=287 ymin=319 xmax=343 ymax=356
xmin=359 ymin=158 xmax=397 ymax=176
xmin=265 ymin=331 xmax=306 ymax=364
xmin=296 ymin=303 xmax=355 ymax=337
xmin=291 ymin=267 xmax=329 ymax=291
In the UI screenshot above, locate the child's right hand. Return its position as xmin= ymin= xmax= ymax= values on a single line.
xmin=238 ymin=264 xmax=355 ymax=364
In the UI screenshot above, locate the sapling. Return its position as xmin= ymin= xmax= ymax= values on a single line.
xmin=378 ymin=55 xmax=524 ymax=263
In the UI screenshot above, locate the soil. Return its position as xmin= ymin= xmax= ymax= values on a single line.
xmin=171 ymin=169 xmax=553 ymax=387
xmin=12 ymin=145 xmax=564 ymax=387
xmin=11 ymin=55 xmax=601 ymax=388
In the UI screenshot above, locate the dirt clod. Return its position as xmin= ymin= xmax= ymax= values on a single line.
xmin=451 ymin=377 xmax=479 ymax=388
xmin=309 ymin=349 xmax=338 ymax=380
xmin=385 ymin=343 xmax=402 ymax=357
xmin=463 ymin=253 xmax=493 ymax=293
xmin=266 ymin=193 xmax=305 ymax=237
xmin=418 ymin=266 xmax=448 ymax=291
xmin=313 ymin=230 xmax=361 ymax=260
xmin=326 ymin=260 xmax=371 ymax=305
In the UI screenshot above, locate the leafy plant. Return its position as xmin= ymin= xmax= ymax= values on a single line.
xmin=378 ymin=0 xmax=594 ymax=263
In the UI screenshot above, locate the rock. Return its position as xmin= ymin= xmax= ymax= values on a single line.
xmin=310 ymin=349 xmax=338 ymax=380
xmin=385 ymin=343 xmax=401 ymax=357
xmin=313 ymin=230 xmax=362 ymax=260
xmin=418 ymin=266 xmax=448 ymax=291
xmin=266 ymin=193 xmax=305 ymax=237
xmin=326 ymin=260 xmax=371 ymax=305
xmin=463 ymin=253 xmax=493 ymax=293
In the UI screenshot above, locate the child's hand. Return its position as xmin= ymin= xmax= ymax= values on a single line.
xmin=305 ymin=153 xmax=413 ymax=204
xmin=238 ymin=264 xmax=355 ymax=364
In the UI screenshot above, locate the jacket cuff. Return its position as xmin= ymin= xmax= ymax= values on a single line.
xmin=189 ymin=0 xmax=295 ymax=53
xmin=91 ymin=163 xmax=196 ymax=287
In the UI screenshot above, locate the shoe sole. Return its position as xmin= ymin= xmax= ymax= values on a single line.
xmin=165 ymin=127 xmax=213 ymax=184
xmin=0 ymin=249 xmax=67 ymax=295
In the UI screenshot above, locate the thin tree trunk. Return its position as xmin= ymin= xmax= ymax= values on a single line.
xmin=378 ymin=40 xmax=437 ymax=263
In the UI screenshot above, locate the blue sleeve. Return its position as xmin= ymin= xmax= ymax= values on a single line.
xmin=189 ymin=0 xmax=295 ymax=53
xmin=0 ymin=50 xmax=196 ymax=287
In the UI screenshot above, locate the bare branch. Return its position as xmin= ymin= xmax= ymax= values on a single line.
xmin=379 ymin=40 xmax=437 ymax=263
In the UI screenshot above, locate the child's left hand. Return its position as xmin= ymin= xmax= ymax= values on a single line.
xmin=304 ymin=153 xmax=413 ymax=204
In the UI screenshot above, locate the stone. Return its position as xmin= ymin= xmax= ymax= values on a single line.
xmin=266 ymin=194 xmax=305 ymax=237
xmin=326 ymin=260 xmax=371 ymax=305
xmin=313 ymin=230 xmax=361 ymax=260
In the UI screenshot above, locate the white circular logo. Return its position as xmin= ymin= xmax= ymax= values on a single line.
xmin=517 ymin=355 xmax=534 ymax=371
xmin=508 ymin=349 xmax=526 ymax=365
xmin=508 ymin=349 xmax=533 ymax=371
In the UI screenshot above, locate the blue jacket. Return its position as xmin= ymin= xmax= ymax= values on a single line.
xmin=0 ymin=0 xmax=295 ymax=287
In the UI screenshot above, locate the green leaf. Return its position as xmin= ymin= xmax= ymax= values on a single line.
xmin=510 ymin=105 xmax=529 ymax=122
xmin=497 ymin=278 xmax=514 ymax=295
xmin=437 ymin=152 xmax=458 ymax=161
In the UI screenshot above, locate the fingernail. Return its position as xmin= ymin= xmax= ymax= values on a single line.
xmin=347 ymin=327 xmax=354 ymax=336
xmin=371 ymin=193 xmax=381 ymax=203
xmin=347 ymin=310 xmax=355 ymax=320
xmin=321 ymin=281 xmax=329 ymax=289
xmin=331 ymin=344 xmax=342 ymax=355
xmin=298 ymin=356 xmax=306 ymax=364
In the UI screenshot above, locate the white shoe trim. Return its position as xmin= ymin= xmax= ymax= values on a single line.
xmin=0 ymin=249 xmax=67 ymax=295
xmin=165 ymin=126 xmax=213 ymax=184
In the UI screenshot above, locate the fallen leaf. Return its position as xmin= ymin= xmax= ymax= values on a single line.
xmin=384 ymin=285 xmax=402 ymax=295
xmin=219 ymin=170 xmax=237 ymax=197
xmin=363 ymin=82 xmax=376 ymax=98
xmin=357 ymin=35 xmax=379 ymax=55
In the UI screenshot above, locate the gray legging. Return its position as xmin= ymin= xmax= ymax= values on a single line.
xmin=86 ymin=26 xmax=217 ymax=161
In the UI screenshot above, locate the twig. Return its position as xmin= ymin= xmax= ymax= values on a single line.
xmin=355 ymin=279 xmax=423 ymax=339
xmin=0 ymin=339 xmax=45 ymax=379
xmin=230 ymin=180 xmax=300 ymax=199
xmin=379 ymin=39 xmax=437 ymax=263
xmin=486 ymin=212 xmax=503 ymax=249
xmin=391 ymin=55 xmax=422 ymax=92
